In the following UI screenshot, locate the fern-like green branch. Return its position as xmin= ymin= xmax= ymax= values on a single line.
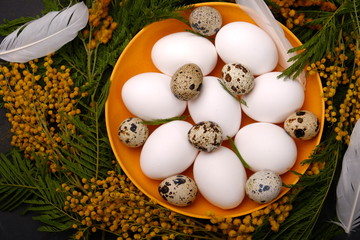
xmin=0 ymin=150 xmax=38 ymax=211
xmin=280 ymin=0 xmax=360 ymax=80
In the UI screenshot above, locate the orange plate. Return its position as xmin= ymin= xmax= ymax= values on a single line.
xmin=105 ymin=2 xmax=324 ymax=218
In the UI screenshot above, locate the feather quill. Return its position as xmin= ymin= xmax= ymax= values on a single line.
xmin=335 ymin=119 xmax=360 ymax=233
xmin=0 ymin=2 xmax=89 ymax=63
xmin=235 ymin=0 xmax=306 ymax=87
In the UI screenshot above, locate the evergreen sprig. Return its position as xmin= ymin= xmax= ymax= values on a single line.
xmin=0 ymin=150 xmax=38 ymax=211
xmin=26 ymin=175 xmax=76 ymax=233
xmin=280 ymin=0 xmax=360 ymax=80
xmin=59 ymin=99 xmax=114 ymax=180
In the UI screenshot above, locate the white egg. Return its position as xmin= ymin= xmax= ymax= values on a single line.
xmin=140 ymin=121 xmax=198 ymax=180
xmin=188 ymin=76 xmax=242 ymax=139
xmin=121 ymin=72 xmax=187 ymax=121
xmin=241 ymin=72 xmax=305 ymax=123
xmin=234 ymin=122 xmax=297 ymax=175
xmin=215 ymin=21 xmax=278 ymax=76
xmin=193 ymin=146 xmax=247 ymax=209
xmin=151 ymin=32 xmax=218 ymax=76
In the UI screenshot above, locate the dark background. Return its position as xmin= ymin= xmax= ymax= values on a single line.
xmin=0 ymin=1 xmax=359 ymax=240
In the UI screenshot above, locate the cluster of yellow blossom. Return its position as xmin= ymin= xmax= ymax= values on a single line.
xmin=0 ymin=55 xmax=85 ymax=171
xmin=60 ymin=166 xmax=300 ymax=240
xmin=61 ymin=170 xmax=208 ymax=240
xmin=306 ymin=32 xmax=360 ymax=144
xmin=205 ymin=196 xmax=293 ymax=239
xmin=306 ymin=161 xmax=326 ymax=175
xmin=84 ymin=0 xmax=118 ymax=49
xmin=269 ymin=0 xmax=337 ymax=29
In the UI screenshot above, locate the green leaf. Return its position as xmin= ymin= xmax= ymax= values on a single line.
xmin=227 ymin=136 xmax=251 ymax=169
xmin=26 ymin=204 xmax=58 ymax=212
xmin=217 ymin=79 xmax=248 ymax=106
xmin=0 ymin=150 xmax=38 ymax=211
xmin=0 ymin=17 xmax=35 ymax=37
xmin=142 ymin=115 xmax=190 ymax=125
xmin=24 ymin=177 xmax=77 ymax=233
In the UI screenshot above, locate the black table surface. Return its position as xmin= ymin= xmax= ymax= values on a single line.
xmin=1 ymin=1 xmax=360 ymax=240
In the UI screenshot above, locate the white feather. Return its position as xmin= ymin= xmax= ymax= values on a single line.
xmin=235 ymin=0 xmax=306 ymax=87
xmin=0 ymin=2 xmax=89 ymax=63
xmin=336 ymin=119 xmax=360 ymax=233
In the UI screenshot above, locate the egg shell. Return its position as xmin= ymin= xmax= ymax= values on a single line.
xmin=188 ymin=76 xmax=242 ymax=139
xmin=158 ymin=175 xmax=198 ymax=207
xmin=246 ymin=170 xmax=282 ymax=204
xmin=241 ymin=72 xmax=305 ymax=123
xmin=151 ymin=32 xmax=218 ymax=76
xmin=188 ymin=121 xmax=223 ymax=152
xmin=121 ymin=72 xmax=187 ymax=121
xmin=193 ymin=146 xmax=247 ymax=209
xmin=171 ymin=63 xmax=203 ymax=101
xmin=234 ymin=122 xmax=297 ymax=175
xmin=284 ymin=110 xmax=320 ymax=140
xmin=118 ymin=117 xmax=149 ymax=147
xmin=221 ymin=63 xmax=255 ymax=96
xmin=140 ymin=120 xmax=198 ymax=180
xmin=189 ymin=6 xmax=222 ymax=36
xmin=215 ymin=21 xmax=278 ymax=76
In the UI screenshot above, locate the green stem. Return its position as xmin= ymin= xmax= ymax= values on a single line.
xmin=142 ymin=115 xmax=189 ymax=125
xmin=0 ymin=183 xmax=38 ymax=190
xmin=64 ymin=53 xmax=87 ymax=79
xmin=352 ymin=0 xmax=360 ymax=36
xmin=86 ymin=48 xmax=93 ymax=82
xmin=92 ymin=94 xmax=100 ymax=180
xmin=91 ymin=46 xmax=99 ymax=78
xmin=227 ymin=136 xmax=251 ymax=169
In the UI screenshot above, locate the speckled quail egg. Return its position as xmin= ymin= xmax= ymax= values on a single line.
xmin=189 ymin=6 xmax=222 ymax=36
xmin=171 ymin=63 xmax=203 ymax=101
xmin=221 ymin=63 xmax=255 ymax=96
xmin=284 ymin=110 xmax=320 ymax=140
xmin=118 ymin=117 xmax=149 ymax=147
xmin=188 ymin=121 xmax=223 ymax=152
xmin=246 ymin=170 xmax=282 ymax=204
xmin=158 ymin=175 xmax=198 ymax=207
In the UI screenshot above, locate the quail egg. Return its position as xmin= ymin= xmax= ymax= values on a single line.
xmin=221 ymin=63 xmax=255 ymax=96
xmin=118 ymin=117 xmax=149 ymax=147
xmin=189 ymin=6 xmax=222 ymax=36
xmin=284 ymin=110 xmax=320 ymax=140
xmin=171 ymin=63 xmax=203 ymax=101
xmin=188 ymin=121 xmax=223 ymax=152
xmin=158 ymin=175 xmax=198 ymax=207
xmin=246 ymin=170 xmax=282 ymax=204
